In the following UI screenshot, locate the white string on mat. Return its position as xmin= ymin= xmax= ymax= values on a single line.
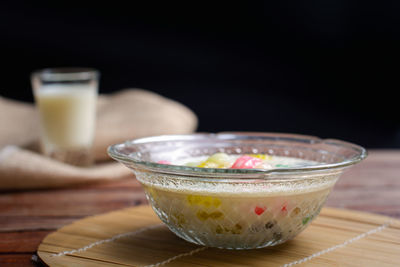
xmin=51 ymin=222 xmax=208 ymax=267
xmin=52 ymin=223 xmax=164 ymax=257
xmin=51 ymin=220 xmax=393 ymax=267
xmin=140 ymin=246 xmax=208 ymax=267
xmin=280 ymin=220 xmax=393 ymax=267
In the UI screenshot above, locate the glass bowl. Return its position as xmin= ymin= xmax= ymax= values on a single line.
xmin=108 ymin=132 xmax=366 ymax=249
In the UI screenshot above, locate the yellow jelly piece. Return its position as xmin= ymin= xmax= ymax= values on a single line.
xmin=213 ymin=198 xmax=222 ymax=207
xmin=290 ymin=207 xmax=301 ymax=217
xmin=215 ymin=225 xmax=224 ymax=234
xmin=171 ymin=212 xmax=186 ymax=227
xmin=247 ymin=154 xmax=272 ymax=160
xmin=202 ymin=196 xmax=213 ymax=207
xmin=187 ymin=195 xmax=203 ymax=205
xmin=208 ymin=211 xmax=223 ymax=219
xmin=215 ymin=223 xmax=242 ymax=234
xmin=196 ymin=210 xmax=224 ymax=221
xmin=231 ymin=223 xmax=243 ymax=234
xmin=185 ymin=161 xmax=201 ymax=167
xmin=197 ymin=153 xmax=231 ymax=168
xmin=197 ymin=161 xmax=219 ymax=168
xmin=196 ymin=210 xmax=209 ymax=221
xmin=187 ymin=194 xmax=222 ymax=207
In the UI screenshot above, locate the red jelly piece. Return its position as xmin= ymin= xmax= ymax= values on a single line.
xmin=231 ymin=156 xmax=262 ymax=169
xmin=254 ymin=206 xmax=266 ymax=215
xmin=157 ymin=160 xmax=171 ymax=164
xmin=281 ymin=205 xmax=287 ymax=212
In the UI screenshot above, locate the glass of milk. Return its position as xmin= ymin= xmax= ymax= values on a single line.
xmin=31 ymin=68 xmax=99 ymax=166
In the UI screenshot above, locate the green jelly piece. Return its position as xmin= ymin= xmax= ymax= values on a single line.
xmin=302 ymin=216 xmax=312 ymax=225
xmin=275 ymin=164 xmax=290 ymax=168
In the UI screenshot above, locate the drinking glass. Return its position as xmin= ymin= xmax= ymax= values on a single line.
xmin=31 ymin=68 xmax=99 ymax=166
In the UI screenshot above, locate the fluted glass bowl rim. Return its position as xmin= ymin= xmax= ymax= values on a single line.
xmin=107 ymin=132 xmax=367 ymax=179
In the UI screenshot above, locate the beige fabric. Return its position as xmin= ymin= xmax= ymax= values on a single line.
xmin=0 ymin=96 xmax=40 ymax=150
xmin=0 ymin=89 xmax=197 ymax=190
xmin=93 ymin=89 xmax=197 ymax=161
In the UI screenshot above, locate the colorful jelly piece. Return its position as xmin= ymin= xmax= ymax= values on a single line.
xmin=215 ymin=224 xmax=242 ymax=235
xmin=231 ymin=155 xmax=262 ymax=169
xmin=281 ymin=205 xmax=288 ymax=212
xmin=196 ymin=210 xmax=209 ymax=221
xmin=249 ymin=222 xmax=265 ymax=233
xmin=302 ymin=215 xmax=312 ymax=225
xmin=275 ymin=164 xmax=290 ymax=168
xmin=247 ymin=154 xmax=272 ymax=160
xmin=187 ymin=195 xmax=202 ymax=205
xmin=171 ymin=212 xmax=186 ymax=227
xmin=231 ymin=223 xmax=243 ymax=234
xmin=157 ymin=160 xmax=171 ymax=164
xmin=196 ymin=210 xmax=223 ymax=221
xmin=215 ymin=225 xmax=224 ymax=234
xmin=185 ymin=161 xmax=201 ymax=167
xmin=255 ymin=162 xmax=273 ymax=169
xmin=265 ymin=220 xmax=276 ymax=229
xmin=187 ymin=195 xmax=221 ymax=207
xmin=254 ymin=206 xmax=266 ymax=215
xmin=291 ymin=207 xmax=301 ymax=217
xmin=209 ymin=211 xmax=224 ymax=219
xmin=198 ymin=153 xmax=231 ymax=168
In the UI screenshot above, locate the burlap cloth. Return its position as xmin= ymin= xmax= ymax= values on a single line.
xmin=0 ymin=89 xmax=197 ymax=190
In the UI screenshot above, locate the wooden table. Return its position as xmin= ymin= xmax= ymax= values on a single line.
xmin=1 ymin=150 xmax=399 ymax=266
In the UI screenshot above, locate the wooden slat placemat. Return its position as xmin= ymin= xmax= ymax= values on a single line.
xmin=37 ymin=205 xmax=400 ymax=267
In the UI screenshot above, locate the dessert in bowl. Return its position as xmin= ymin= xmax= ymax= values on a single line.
xmin=108 ymin=133 xmax=366 ymax=249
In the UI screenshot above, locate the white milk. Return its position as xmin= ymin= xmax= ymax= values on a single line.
xmin=35 ymin=84 xmax=97 ymax=151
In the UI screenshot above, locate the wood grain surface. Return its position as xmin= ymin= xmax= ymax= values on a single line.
xmin=1 ymin=149 xmax=399 ymax=266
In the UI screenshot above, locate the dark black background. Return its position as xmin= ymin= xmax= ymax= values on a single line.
xmin=1 ymin=1 xmax=399 ymax=148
